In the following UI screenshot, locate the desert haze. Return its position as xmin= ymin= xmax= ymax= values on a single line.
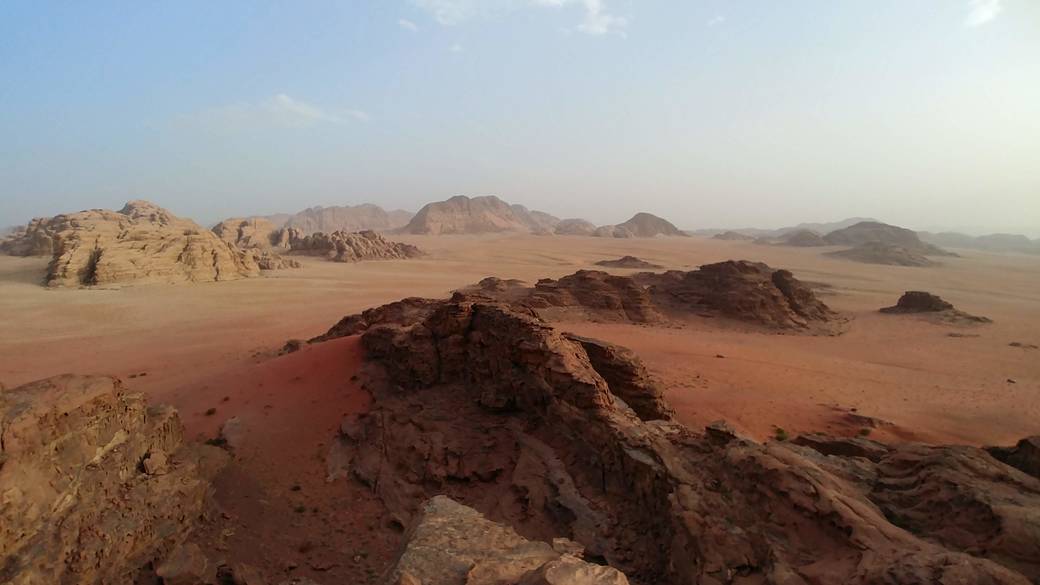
xmin=4 ymin=2 xmax=1040 ymax=584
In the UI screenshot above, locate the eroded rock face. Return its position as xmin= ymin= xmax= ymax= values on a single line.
xmin=0 ymin=374 xmax=226 ymax=585
xmin=285 ymin=229 xmax=422 ymax=263
xmin=881 ymin=291 xmax=991 ymax=323
xmin=283 ymin=204 xmax=414 ymax=235
xmin=2 ymin=200 xmax=263 ymax=287
xmin=323 ymin=296 xmax=1034 ymax=584
xmin=213 ymin=217 xmax=283 ymax=249
xmin=384 ymin=496 xmax=628 ymax=585
xmin=987 ymin=437 xmax=1040 ymax=479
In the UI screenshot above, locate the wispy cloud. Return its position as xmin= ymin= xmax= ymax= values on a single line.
xmin=398 ymin=18 xmax=419 ymax=31
xmin=964 ymin=0 xmax=1002 ymax=27
xmin=180 ymin=94 xmax=369 ymax=130
xmin=707 ymin=15 xmax=725 ymax=27
xmin=412 ymin=0 xmax=627 ymax=36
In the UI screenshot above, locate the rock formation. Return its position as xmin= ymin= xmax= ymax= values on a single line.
xmin=710 ymin=231 xmax=754 ymax=241
xmin=988 ymin=437 xmax=1040 ymax=479
xmin=285 ymin=229 xmax=422 ymax=263
xmin=921 ymin=232 xmax=1040 ymax=255
xmin=776 ymin=229 xmax=827 ymax=247
xmin=384 ymin=496 xmax=629 ymax=585
xmin=881 ymin=291 xmax=991 ymax=323
xmin=212 ymin=217 xmax=300 ymax=269
xmin=554 ymin=219 xmax=598 ymax=236
xmin=591 ymin=225 xmax=634 ymax=239
xmin=598 ymin=213 xmax=685 ymax=238
xmin=2 ymin=200 xmax=264 ymax=287
xmin=319 ymin=295 xmax=1037 ymax=584
xmin=315 ymin=261 xmax=844 ymax=338
xmin=0 ymin=374 xmax=226 ymax=584
xmin=212 ymin=217 xmax=283 ymax=249
xmin=826 ymin=242 xmax=939 ymax=267
xmin=401 ymin=196 xmax=547 ymax=235
xmin=282 ymin=204 xmax=413 ymax=235
xmin=823 ymin=220 xmax=953 ymax=256
xmin=511 ymin=204 xmax=561 ymax=234
xmin=593 ymin=256 xmax=662 ymax=269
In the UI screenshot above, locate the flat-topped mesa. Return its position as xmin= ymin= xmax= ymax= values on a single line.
xmin=881 ymin=291 xmax=991 ymax=323
xmin=2 ymin=200 xmax=265 ymax=287
xmin=0 ymin=374 xmax=227 ymax=584
xmin=285 ymin=228 xmax=422 ymax=262
xmin=325 ymin=295 xmax=1038 ymax=584
xmin=401 ymin=195 xmax=559 ymax=235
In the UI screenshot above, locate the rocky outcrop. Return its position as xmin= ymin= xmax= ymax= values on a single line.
xmin=613 ymin=213 xmax=685 ymax=237
xmin=322 ymin=296 xmax=1035 ymax=584
xmin=283 ymin=204 xmax=413 ymax=235
xmin=383 ymin=496 xmax=628 ymax=585
xmin=285 ymin=229 xmax=422 ymax=263
xmin=3 ymin=200 xmax=264 ymax=287
xmin=0 ymin=374 xmax=226 ymax=585
xmin=593 ymin=256 xmax=662 ymax=269
xmin=776 ymin=229 xmax=827 ymax=247
xmin=988 ymin=437 xmax=1040 ymax=479
xmin=310 ymin=296 xmax=441 ymax=342
xmin=881 ymin=291 xmax=991 ymax=323
xmin=591 ymin=225 xmax=633 ymax=239
xmin=554 ymin=219 xmax=598 ymax=236
xmin=710 ymin=231 xmax=754 ymax=241
xmin=823 ymin=221 xmax=954 ymax=256
xmin=212 ymin=217 xmax=283 ymax=249
xmin=826 ymin=242 xmax=939 ymax=267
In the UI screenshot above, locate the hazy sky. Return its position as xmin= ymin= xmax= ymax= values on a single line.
xmin=1 ymin=1 xmax=1038 ymax=235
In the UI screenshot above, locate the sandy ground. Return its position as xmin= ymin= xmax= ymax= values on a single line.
xmin=2 ymin=234 xmax=1040 ymax=581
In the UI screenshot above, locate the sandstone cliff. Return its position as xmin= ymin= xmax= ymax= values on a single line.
xmin=0 ymin=374 xmax=226 ymax=584
xmin=3 ymin=200 xmax=264 ymax=287
xmin=401 ymin=196 xmax=559 ymax=235
xmin=283 ymin=204 xmax=413 ymax=235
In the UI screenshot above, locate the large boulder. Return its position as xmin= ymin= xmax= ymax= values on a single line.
xmin=0 ymin=374 xmax=226 ymax=584
xmin=384 ymin=496 xmax=628 ymax=585
xmin=2 ymin=200 xmax=262 ymax=287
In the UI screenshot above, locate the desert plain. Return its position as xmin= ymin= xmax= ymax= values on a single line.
xmin=2 ymin=231 xmax=1039 ymax=584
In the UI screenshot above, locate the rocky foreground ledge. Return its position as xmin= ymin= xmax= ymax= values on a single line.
xmin=0 ymin=374 xmax=227 ymax=584
xmin=322 ymin=291 xmax=1040 ymax=585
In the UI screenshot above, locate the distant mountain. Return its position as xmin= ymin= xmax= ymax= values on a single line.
xmin=510 ymin=204 xmax=561 ymax=234
xmin=610 ymin=212 xmax=686 ymax=238
xmin=283 ymin=204 xmax=413 ymax=235
xmin=401 ymin=195 xmax=543 ymax=235
xmin=711 ymin=230 xmax=755 ymax=241
xmin=920 ymin=231 xmax=1039 ymax=254
xmin=778 ymin=217 xmax=879 ymax=236
xmin=554 ymin=218 xmax=597 ymax=236
xmin=823 ymin=221 xmax=954 ymax=256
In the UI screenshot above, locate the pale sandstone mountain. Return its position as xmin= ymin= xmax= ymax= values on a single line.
xmin=212 ymin=216 xmax=282 ymax=249
xmin=283 ymin=203 xmax=413 ymax=235
xmin=554 ymin=218 xmax=598 ymax=235
xmin=589 ymin=212 xmax=686 ymax=239
xmin=0 ymin=374 xmax=226 ymax=584
xmin=402 ymin=195 xmax=530 ymax=235
xmin=510 ymin=203 xmax=561 ymax=234
xmin=1 ymin=200 xmax=264 ymax=287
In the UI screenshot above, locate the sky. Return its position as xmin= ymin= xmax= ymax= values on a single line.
xmin=1 ymin=0 xmax=1038 ymax=235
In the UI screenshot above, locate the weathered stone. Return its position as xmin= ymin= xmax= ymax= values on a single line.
xmin=0 ymin=374 xmax=226 ymax=585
